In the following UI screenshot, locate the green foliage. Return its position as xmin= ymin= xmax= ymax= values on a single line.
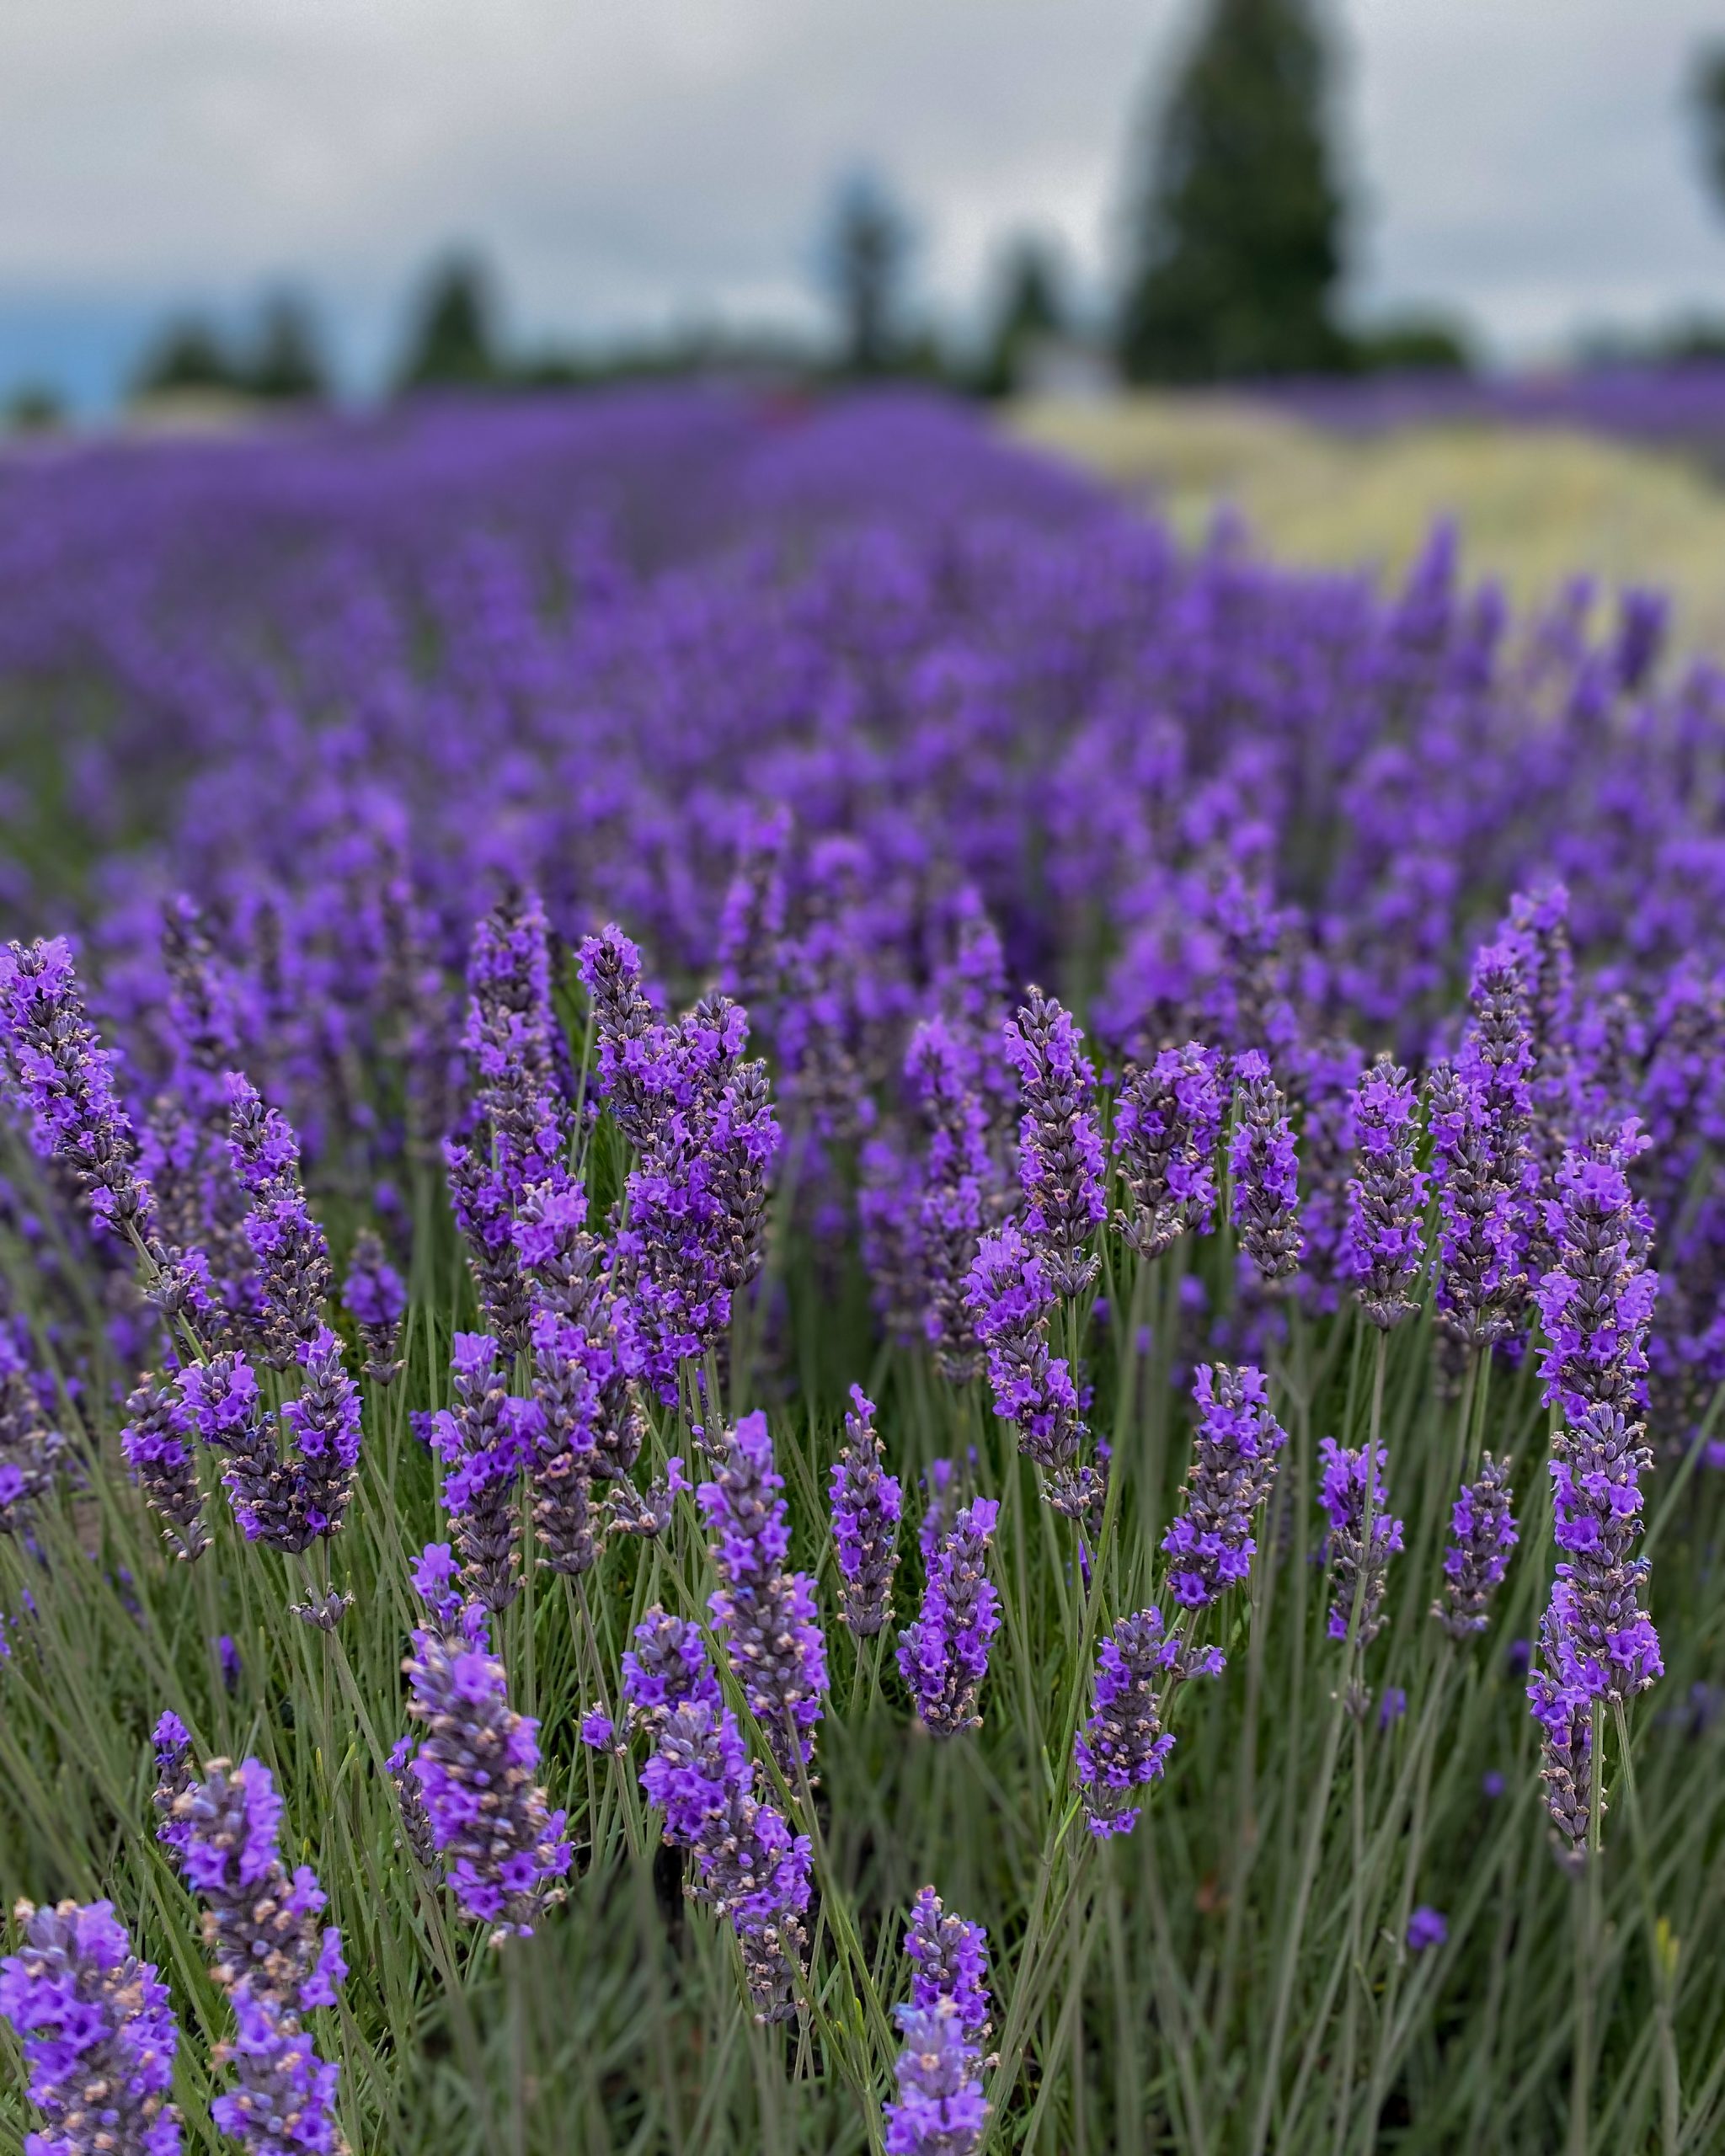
xmin=824 ymin=179 xmax=914 ymax=379
xmin=1119 ymin=0 xmax=1351 ymax=383
xmin=977 ymin=241 xmax=1068 ymax=401
xmin=397 ymin=256 xmax=504 ymax=394
xmin=1351 ymin=314 xmax=1474 ymax=376
xmin=247 ymin=294 xmax=328 ymax=403
xmin=133 ymin=318 xmax=243 ymax=399
xmin=1689 ymin=42 xmax=1725 ymax=216
xmin=3 ymin=1073 xmax=1725 ymax=2152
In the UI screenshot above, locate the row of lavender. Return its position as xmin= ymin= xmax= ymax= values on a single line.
xmin=0 ymin=842 xmax=1671 ymax=2148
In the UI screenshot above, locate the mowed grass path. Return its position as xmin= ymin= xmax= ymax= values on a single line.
xmin=1009 ymin=392 xmax=1725 ymax=652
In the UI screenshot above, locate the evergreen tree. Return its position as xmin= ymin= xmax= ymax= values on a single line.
xmin=246 ymin=294 xmax=328 ymax=403
xmin=133 ymin=317 xmax=241 ymax=398
xmin=979 ymin=238 xmax=1066 ymax=398
xmin=824 ymin=178 xmax=911 ymax=377
xmin=396 ymin=254 xmax=501 ymax=392
xmin=1119 ymin=0 xmax=1350 ymax=382
xmin=1691 ymin=44 xmax=1725 ymax=216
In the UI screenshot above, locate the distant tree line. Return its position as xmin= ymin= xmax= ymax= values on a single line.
xmin=31 ymin=0 xmax=1725 ymax=431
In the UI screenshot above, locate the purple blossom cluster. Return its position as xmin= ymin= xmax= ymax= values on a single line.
xmin=898 ymin=1495 xmax=1001 ymax=1737
xmin=1435 ymin=1456 xmax=1519 ymax=1639
xmin=966 ymin=1219 xmax=1093 ymax=1515
xmin=1075 ymin=1610 xmax=1181 ymax=1838
xmin=428 ymin=1332 xmax=538 ymax=1612
xmin=1002 ymin=989 xmax=1105 ymax=1294
xmin=0 ymin=1898 xmax=184 ymax=2156
xmin=1162 ymin=1363 xmax=1285 ymax=1613
xmin=398 ymin=1543 xmax=572 ymax=1940
xmin=1317 ymin=1438 xmax=1405 ymax=1650
xmin=1229 ymin=1052 xmax=1304 ymax=1285
xmin=828 ymin=1384 xmax=902 ymax=1636
xmin=152 ymin=1732 xmax=347 ymax=2153
xmin=884 ymin=1889 xmax=994 ymax=2155
xmin=1113 ymin=1040 xmax=1226 ymax=1259
xmin=697 ymin=1412 xmax=828 ymax=1775
xmin=1343 ymin=1058 xmax=1427 ymax=1329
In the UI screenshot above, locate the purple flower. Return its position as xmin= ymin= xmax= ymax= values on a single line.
xmin=898 ymin=1496 xmax=1001 ymax=1737
xmin=0 ymin=1332 xmax=65 ymax=1538
xmin=160 ymin=1753 xmax=344 ymax=2150
xmin=225 ymin=1073 xmax=331 ymax=1369
xmin=1459 ymin=937 xmax=1536 ymax=1288
xmin=0 ymin=1897 xmax=184 ymax=2156
xmin=178 ymin=1353 xmax=316 ymax=1556
xmin=1535 ymin=1126 xmax=1658 ymax=1426
xmin=120 ymin=1370 xmax=209 ymax=1563
xmin=1343 ymin=1057 xmax=1427 ymax=1330
xmin=1161 ymin=1362 xmax=1285 ymax=1613
xmin=1378 ymin=1686 xmax=1407 ymax=1730
xmin=966 ymin=1219 xmax=1087 ymax=1499
xmin=1113 ymin=1039 xmax=1226 ymax=1258
xmin=428 ymin=1332 xmax=538 ymax=1612
xmin=1429 ymin=1062 xmax=1523 ymax=1349
xmin=1434 ymin=1454 xmax=1518 ymax=1638
xmin=631 ymin=1626 xmax=811 ymax=2021
xmin=278 ymin=1326 xmax=361 ymax=1544
xmin=884 ymin=2000 xmax=989 ymax=2156
xmin=1002 ymin=987 xmax=1105 ymax=1295
xmin=1317 ymin=1438 xmax=1404 ymax=1648
xmin=401 ymin=1548 xmax=572 ymax=1940
xmin=1406 ymin=1906 xmax=1447 ymax=1953
xmin=1229 ymin=1050 xmax=1303 ymax=1284
xmin=698 ymin=1412 xmax=828 ymax=1775
xmin=905 ymin=1015 xmax=996 ymax=1382
xmin=0 ymin=937 xmax=158 ymax=1248
xmin=342 ymin=1228 xmax=405 ymax=1384
xmin=1075 ymin=1609 xmax=1178 ymax=1838
xmin=829 ymin=1385 xmax=902 ymax=1637
xmin=1541 ymin=1404 xmax=1663 ymax=1705
xmin=902 ymin=1886 xmax=992 ymax=2040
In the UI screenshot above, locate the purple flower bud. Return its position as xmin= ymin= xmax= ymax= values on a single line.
xmin=966 ymin=1219 xmax=1087 ymax=1497
xmin=1406 ymin=1906 xmax=1447 ymax=1953
xmin=1162 ymin=1362 xmax=1285 ymax=1612
xmin=829 ymin=1385 xmax=901 ymax=1636
xmin=1429 ymin=1062 xmax=1522 ymax=1349
xmin=1003 ymin=987 xmax=1105 ymax=1295
xmin=1075 ymin=1609 xmax=1178 ymax=1838
xmin=884 ymin=2000 xmax=989 ymax=2156
xmin=0 ymin=937 xmax=158 ymax=1249
xmin=121 ymin=1370 xmax=209 ymax=1563
xmin=225 ymin=1074 xmax=331 ymax=1369
xmin=1343 ymin=1057 xmax=1427 ymax=1330
xmin=1434 ymin=1454 xmax=1518 ymax=1638
xmin=402 ymin=1548 xmax=572 ymax=1940
xmin=899 ymin=1496 xmax=1000 ymax=1737
xmin=698 ymin=1412 xmax=827 ymax=1775
xmin=342 ymin=1228 xmax=404 ymax=1384
xmin=1229 ymin=1050 xmax=1303 ymax=1284
xmin=0 ymin=1898 xmax=184 ymax=2156
xmin=1113 ymin=1040 xmax=1225 ymax=1257
xmin=1317 ymin=1438 xmax=1404 ymax=1647
xmin=0 ymin=1332 xmax=65 ymax=1539
xmin=1535 ymin=1125 xmax=1657 ymax=1425
xmin=428 ymin=1333 xmax=538 ymax=1612
xmin=902 ymin=1886 xmax=992 ymax=2040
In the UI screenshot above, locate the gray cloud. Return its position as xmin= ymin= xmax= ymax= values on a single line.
xmin=3 ymin=0 xmax=1724 ymax=402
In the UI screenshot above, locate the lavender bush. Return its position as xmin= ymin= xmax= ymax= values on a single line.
xmin=1 ymin=388 xmax=1723 ymax=2154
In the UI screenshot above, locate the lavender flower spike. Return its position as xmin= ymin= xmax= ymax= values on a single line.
xmin=1075 ymin=1610 xmax=1178 ymax=1838
xmin=0 ymin=936 xmax=158 ymax=1247
xmin=1534 ymin=1124 xmax=1658 ymax=1425
xmin=1162 ymin=1363 xmax=1285 ymax=1612
xmin=428 ymin=1332 xmax=537 ymax=1612
xmin=401 ymin=1543 xmax=573 ymax=1940
xmin=178 ymin=1353 xmax=314 ymax=1554
xmin=898 ymin=1496 xmax=1001 ymax=1737
xmin=342 ymin=1228 xmax=405 ymax=1384
xmin=698 ymin=1411 xmax=828 ymax=1775
xmin=1229 ymin=1050 xmax=1304 ymax=1284
xmin=163 ymin=1755 xmax=347 ymax=2153
xmin=225 ymin=1073 xmax=332 ymax=1369
xmin=1434 ymin=1454 xmax=1517 ymax=1638
xmin=884 ymin=2001 xmax=990 ymax=2156
xmin=829 ymin=1385 xmax=902 ymax=1636
xmin=1317 ymin=1438 xmax=1404 ymax=1649
xmin=965 ymin=1219 xmax=1092 ymax=1515
xmin=903 ymin=1886 xmax=993 ymax=2039
xmin=0 ymin=1333 xmax=65 ymax=1537
xmin=120 ymin=1369 xmax=210 ymax=1563
xmin=0 ymin=1898 xmax=184 ymax=2156
xmin=279 ymin=1326 xmax=362 ymax=1545
xmin=1113 ymin=1040 xmax=1226 ymax=1258
xmin=1428 ymin=1062 xmax=1522 ymax=1349
xmin=1343 ymin=1056 xmax=1428 ymax=1330
xmin=1002 ymin=986 xmax=1105 ymax=1294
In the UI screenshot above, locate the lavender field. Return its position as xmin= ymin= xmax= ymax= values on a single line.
xmin=0 ymin=386 xmax=1722 ymax=2155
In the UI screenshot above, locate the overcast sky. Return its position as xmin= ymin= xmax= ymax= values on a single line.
xmin=4 ymin=0 xmax=1725 ymax=408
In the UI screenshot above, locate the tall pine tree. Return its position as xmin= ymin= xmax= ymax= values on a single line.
xmin=1119 ymin=0 xmax=1349 ymax=382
